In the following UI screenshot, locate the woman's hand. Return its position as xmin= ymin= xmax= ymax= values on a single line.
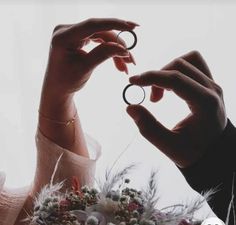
xmin=38 ymin=18 xmax=138 ymax=152
xmin=42 ymin=18 xmax=137 ymax=95
xmin=127 ymin=51 xmax=227 ymax=168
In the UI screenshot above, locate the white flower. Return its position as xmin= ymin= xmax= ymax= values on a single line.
xmin=119 ymin=222 xmax=126 ymax=225
xmin=86 ymin=215 xmax=99 ymax=225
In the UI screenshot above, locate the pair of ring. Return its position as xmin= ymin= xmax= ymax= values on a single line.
xmin=117 ymin=30 xmax=145 ymax=105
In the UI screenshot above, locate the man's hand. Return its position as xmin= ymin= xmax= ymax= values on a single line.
xmin=127 ymin=51 xmax=227 ymax=168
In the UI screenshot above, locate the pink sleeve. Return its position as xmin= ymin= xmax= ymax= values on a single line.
xmin=30 ymin=127 xmax=101 ymax=195
xmin=0 ymin=129 xmax=101 ymax=225
xmin=0 ymin=172 xmax=5 ymax=195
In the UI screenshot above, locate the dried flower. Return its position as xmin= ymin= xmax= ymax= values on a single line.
xmin=27 ymin=164 xmax=211 ymax=225
xmin=125 ymin=179 xmax=130 ymax=184
xmin=86 ymin=215 xmax=99 ymax=225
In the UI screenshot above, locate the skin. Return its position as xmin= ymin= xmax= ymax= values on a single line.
xmin=126 ymin=51 xmax=227 ymax=168
xmin=15 ymin=18 xmax=138 ymax=225
xmin=14 ymin=20 xmax=224 ymax=225
xmin=38 ymin=18 xmax=137 ymax=155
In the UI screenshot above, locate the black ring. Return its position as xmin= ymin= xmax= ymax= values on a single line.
xmin=122 ymin=84 xmax=145 ymax=105
xmin=117 ymin=30 xmax=137 ymax=50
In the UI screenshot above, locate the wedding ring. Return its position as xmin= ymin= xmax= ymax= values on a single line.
xmin=117 ymin=30 xmax=137 ymax=50
xmin=123 ymin=84 xmax=145 ymax=105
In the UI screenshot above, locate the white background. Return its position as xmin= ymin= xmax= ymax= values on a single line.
xmin=1 ymin=1 xmax=236 ymax=219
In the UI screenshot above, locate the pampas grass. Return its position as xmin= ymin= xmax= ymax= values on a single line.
xmin=142 ymin=170 xmax=159 ymax=220
xmin=27 ymin=154 xmax=219 ymax=225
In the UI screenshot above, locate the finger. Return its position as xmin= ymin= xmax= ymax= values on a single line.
xmin=123 ymin=52 xmax=136 ymax=65
xmin=52 ymin=24 xmax=89 ymax=49
xmin=90 ymin=31 xmax=136 ymax=65
xmin=161 ymin=58 xmax=212 ymax=88
xmin=53 ymin=24 xmax=73 ymax=33
xmin=150 ymin=86 xmax=164 ymax=102
xmin=86 ymin=42 xmax=130 ymax=69
xmin=180 ymin=51 xmax=213 ymax=79
xmin=129 ymin=70 xmax=209 ymax=106
xmin=90 ymin=31 xmax=127 ymax=48
xmin=126 ymin=105 xmax=176 ymax=150
xmin=58 ymin=18 xmax=139 ymax=46
xmin=113 ymin=57 xmax=128 ymax=74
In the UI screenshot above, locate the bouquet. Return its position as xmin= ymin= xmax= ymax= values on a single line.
xmin=25 ymin=155 xmax=213 ymax=225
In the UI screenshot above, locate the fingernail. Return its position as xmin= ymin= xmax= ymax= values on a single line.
xmin=124 ymin=64 xmax=129 ymax=75
xmin=129 ymin=53 xmax=136 ymax=65
xmin=118 ymin=50 xmax=130 ymax=57
xmin=126 ymin=21 xmax=140 ymax=27
xmin=92 ymin=38 xmax=104 ymax=43
xmin=129 ymin=75 xmax=140 ymax=83
xmin=150 ymin=92 xmax=155 ymax=102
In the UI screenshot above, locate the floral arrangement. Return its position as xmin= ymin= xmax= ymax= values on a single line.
xmin=25 ymin=156 xmax=213 ymax=225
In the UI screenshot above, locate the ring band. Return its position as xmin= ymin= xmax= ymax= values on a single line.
xmin=122 ymin=84 xmax=145 ymax=105
xmin=117 ymin=30 xmax=137 ymax=50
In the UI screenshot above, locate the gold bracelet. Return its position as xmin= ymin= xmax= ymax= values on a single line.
xmin=38 ymin=110 xmax=78 ymax=126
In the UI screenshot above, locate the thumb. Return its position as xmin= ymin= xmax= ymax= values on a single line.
xmin=126 ymin=105 xmax=175 ymax=151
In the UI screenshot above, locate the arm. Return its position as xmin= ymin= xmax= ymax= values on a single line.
xmin=15 ymin=18 xmax=138 ymax=224
xmin=38 ymin=19 xmax=137 ymax=155
xmin=126 ymin=51 xmax=235 ymax=221
xmin=180 ymin=119 xmax=236 ymax=221
xmin=33 ymin=18 xmax=138 ymax=191
xmin=38 ymin=83 xmax=88 ymax=156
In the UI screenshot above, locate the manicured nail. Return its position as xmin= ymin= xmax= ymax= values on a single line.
xmin=150 ymin=91 xmax=155 ymax=102
xmin=129 ymin=53 xmax=136 ymax=65
xmin=123 ymin=64 xmax=129 ymax=75
xmin=92 ymin=38 xmax=104 ymax=43
xmin=126 ymin=21 xmax=140 ymax=27
xmin=118 ymin=50 xmax=130 ymax=57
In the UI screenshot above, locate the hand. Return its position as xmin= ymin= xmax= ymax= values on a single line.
xmin=38 ymin=18 xmax=138 ymax=152
xmin=42 ymin=18 xmax=138 ymax=96
xmin=126 ymin=51 xmax=227 ymax=168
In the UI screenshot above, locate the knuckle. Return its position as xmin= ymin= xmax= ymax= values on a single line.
xmin=53 ymin=24 xmax=63 ymax=33
xmin=84 ymin=18 xmax=97 ymax=26
xmin=144 ymin=70 xmax=158 ymax=81
xmin=205 ymin=92 xmax=220 ymax=109
xmin=170 ymin=70 xmax=182 ymax=83
xmin=173 ymin=58 xmax=185 ymax=67
xmin=148 ymin=70 xmax=158 ymax=77
xmin=190 ymin=50 xmax=202 ymax=59
xmin=213 ymin=83 xmax=223 ymax=96
xmin=51 ymin=33 xmax=61 ymax=46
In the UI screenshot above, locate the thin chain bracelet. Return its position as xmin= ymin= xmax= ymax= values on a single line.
xmin=38 ymin=110 xmax=78 ymax=126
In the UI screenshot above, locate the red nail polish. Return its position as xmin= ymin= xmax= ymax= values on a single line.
xmin=129 ymin=53 xmax=136 ymax=65
xmin=150 ymin=92 xmax=155 ymax=102
xmin=124 ymin=66 xmax=129 ymax=75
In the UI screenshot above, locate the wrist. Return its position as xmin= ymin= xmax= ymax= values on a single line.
xmin=39 ymin=86 xmax=75 ymax=121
